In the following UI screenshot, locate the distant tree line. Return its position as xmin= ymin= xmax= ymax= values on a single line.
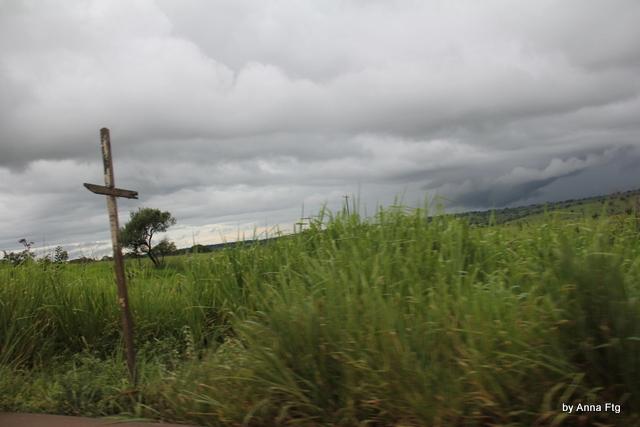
xmin=1 ymin=238 xmax=68 ymax=267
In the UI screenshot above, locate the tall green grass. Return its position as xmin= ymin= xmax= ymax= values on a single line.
xmin=1 ymin=204 xmax=639 ymax=426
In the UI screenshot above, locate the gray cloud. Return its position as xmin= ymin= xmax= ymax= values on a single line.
xmin=1 ymin=0 xmax=639 ymax=256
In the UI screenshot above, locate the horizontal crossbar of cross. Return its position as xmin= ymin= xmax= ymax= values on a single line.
xmin=83 ymin=182 xmax=138 ymax=199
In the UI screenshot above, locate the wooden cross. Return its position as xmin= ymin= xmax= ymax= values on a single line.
xmin=84 ymin=128 xmax=137 ymax=383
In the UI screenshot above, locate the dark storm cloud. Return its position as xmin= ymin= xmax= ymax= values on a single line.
xmin=1 ymin=0 xmax=640 ymax=255
xmin=438 ymin=146 xmax=640 ymax=208
xmin=452 ymin=177 xmax=565 ymax=208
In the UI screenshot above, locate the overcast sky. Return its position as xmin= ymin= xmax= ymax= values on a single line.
xmin=1 ymin=0 xmax=640 ymax=258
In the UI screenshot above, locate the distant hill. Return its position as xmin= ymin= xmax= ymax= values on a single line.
xmin=456 ymin=188 xmax=640 ymax=225
xmin=173 ymin=236 xmax=285 ymax=255
xmin=176 ymin=188 xmax=640 ymax=254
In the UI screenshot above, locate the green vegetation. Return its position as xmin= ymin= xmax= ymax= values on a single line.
xmin=1 ymin=238 xmax=35 ymax=267
xmin=120 ymin=207 xmax=177 ymax=267
xmin=1 ymin=201 xmax=640 ymax=426
xmin=459 ymin=188 xmax=640 ymax=225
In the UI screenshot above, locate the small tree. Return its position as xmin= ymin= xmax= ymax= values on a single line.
xmin=155 ymin=238 xmax=177 ymax=264
xmin=120 ymin=207 xmax=176 ymax=267
xmin=190 ymin=244 xmax=209 ymax=254
xmin=54 ymin=246 xmax=69 ymax=263
xmin=39 ymin=253 xmax=52 ymax=266
xmin=1 ymin=251 xmax=24 ymax=266
xmin=18 ymin=238 xmax=34 ymax=251
xmin=2 ymin=238 xmax=35 ymax=266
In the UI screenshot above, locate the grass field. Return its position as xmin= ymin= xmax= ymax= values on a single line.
xmin=1 ymin=201 xmax=640 ymax=426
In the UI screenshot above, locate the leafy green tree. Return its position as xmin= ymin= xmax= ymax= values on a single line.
xmin=155 ymin=238 xmax=177 ymax=264
xmin=120 ymin=207 xmax=176 ymax=267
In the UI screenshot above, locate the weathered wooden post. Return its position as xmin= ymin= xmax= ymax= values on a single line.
xmin=636 ymin=194 xmax=640 ymax=231
xmin=84 ymin=128 xmax=138 ymax=383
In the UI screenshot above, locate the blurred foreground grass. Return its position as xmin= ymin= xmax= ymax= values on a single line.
xmin=1 ymin=203 xmax=639 ymax=426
